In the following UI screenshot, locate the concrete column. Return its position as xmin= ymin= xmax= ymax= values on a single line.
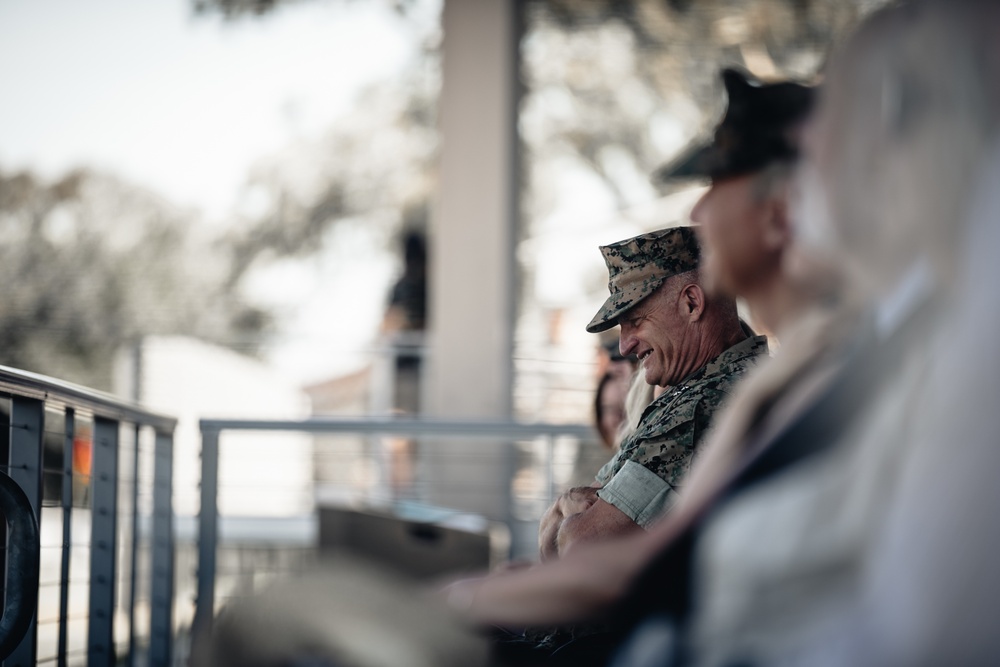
xmin=422 ymin=0 xmax=522 ymax=527
xmin=426 ymin=0 xmax=520 ymax=420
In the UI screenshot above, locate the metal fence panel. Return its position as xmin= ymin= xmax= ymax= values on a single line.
xmin=193 ymin=417 xmax=597 ymax=629
xmin=0 ymin=366 xmax=177 ymax=667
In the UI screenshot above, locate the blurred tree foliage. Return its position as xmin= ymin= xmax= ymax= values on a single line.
xmin=191 ymin=0 xmax=887 ymax=342
xmin=184 ymin=0 xmax=890 ymax=421
xmin=197 ymin=0 xmax=441 ymax=307
xmin=194 ymin=0 xmax=886 ymax=234
xmin=521 ymin=0 xmax=886 ymax=208
xmin=0 ymin=3 xmax=437 ymax=392
xmin=2 ymin=0 xmax=843 ymax=391
xmin=223 ymin=70 xmax=438 ymax=289
xmin=0 ymin=168 xmax=271 ymax=390
xmin=192 ymin=0 xmax=424 ymax=19
xmin=514 ymin=0 xmax=884 ymax=327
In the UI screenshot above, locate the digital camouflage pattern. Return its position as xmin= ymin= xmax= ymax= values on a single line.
xmin=596 ymin=334 xmax=770 ymax=493
xmin=586 ymin=226 xmax=701 ymax=334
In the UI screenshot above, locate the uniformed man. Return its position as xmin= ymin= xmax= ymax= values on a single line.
xmin=538 ymin=225 xmax=768 ymax=561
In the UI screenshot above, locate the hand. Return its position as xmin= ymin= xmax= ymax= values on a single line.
xmin=559 ymin=486 xmax=600 ymax=514
xmin=538 ymin=486 xmax=600 ymax=562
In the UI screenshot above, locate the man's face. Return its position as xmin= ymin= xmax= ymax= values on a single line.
xmin=690 ymin=172 xmax=781 ymax=298
xmin=618 ymin=282 xmax=696 ymax=387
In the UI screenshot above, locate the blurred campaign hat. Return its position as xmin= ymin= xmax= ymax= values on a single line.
xmin=655 ymin=67 xmax=816 ymax=183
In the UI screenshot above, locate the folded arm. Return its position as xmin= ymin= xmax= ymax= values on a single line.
xmin=539 ymin=461 xmax=682 ymax=562
xmin=539 ymin=485 xmax=642 ymax=561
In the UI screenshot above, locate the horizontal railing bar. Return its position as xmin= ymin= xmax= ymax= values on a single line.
xmin=37 ymin=646 xmax=88 ymax=663
xmin=200 ymin=416 xmax=595 ymax=440
xmin=0 ymin=364 xmax=176 ymax=432
xmin=36 ymin=611 xmax=90 ymax=625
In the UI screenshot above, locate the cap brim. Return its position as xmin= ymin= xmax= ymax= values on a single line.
xmin=652 ymin=141 xmax=714 ymax=184
xmin=586 ymin=296 xmax=624 ymax=334
xmin=587 ymin=292 xmax=648 ymax=333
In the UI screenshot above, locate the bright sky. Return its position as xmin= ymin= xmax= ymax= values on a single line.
xmin=0 ymin=0 xmax=422 ymax=220
xmin=0 ymin=0 xmax=435 ymax=388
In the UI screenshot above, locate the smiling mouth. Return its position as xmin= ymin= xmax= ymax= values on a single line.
xmin=639 ymin=350 xmax=652 ymax=362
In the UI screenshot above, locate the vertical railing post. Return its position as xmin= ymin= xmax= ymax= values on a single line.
xmin=57 ymin=409 xmax=75 ymax=667
xmin=5 ymin=396 xmax=44 ymax=667
xmin=127 ymin=425 xmax=140 ymax=667
xmin=195 ymin=426 xmax=220 ymax=635
xmin=545 ymin=436 xmax=556 ymax=506
xmin=88 ymin=417 xmax=120 ymax=666
xmin=148 ymin=429 xmax=174 ymax=667
xmin=503 ymin=437 xmax=519 ymax=560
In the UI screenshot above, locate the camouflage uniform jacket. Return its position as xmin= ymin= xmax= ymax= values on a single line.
xmin=595 ymin=334 xmax=769 ymax=528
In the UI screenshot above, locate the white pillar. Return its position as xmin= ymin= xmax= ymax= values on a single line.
xmin=422 ymin=0 xmax=521 ymax=526
xmin=425 ymin=0 xmax=519 ymax=420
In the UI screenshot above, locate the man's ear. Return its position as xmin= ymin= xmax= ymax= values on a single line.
xmin=761 ymin=186 xmax=792 ymax=251
xmin=680 ymin=284 xmax=706 ymax=321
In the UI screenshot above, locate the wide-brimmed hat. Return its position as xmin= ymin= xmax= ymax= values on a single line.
xmin=654 ymin=68 xmax=816 ymax=183
xmin=586 ymin=226 xmax=700 ymax=334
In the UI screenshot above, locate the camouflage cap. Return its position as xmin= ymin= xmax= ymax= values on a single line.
xmin=653 ymin=68 xmax=816 ymax=183
xmin=586 ymin=226 xmax=700 ymax=334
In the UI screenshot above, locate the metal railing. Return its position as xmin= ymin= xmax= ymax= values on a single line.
xmin=0 ymin=360 xmax=601 ymax=663
xmin=194 ymin=416 xmax=597 ymax=633
xmin=0 ymin=350 xmax=616 ymax=667
xmin=0 ymin=365 xmax=177 ymax=667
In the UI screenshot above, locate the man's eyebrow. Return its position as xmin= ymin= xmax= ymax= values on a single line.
xmin=621 ymin=308 xmax=644 ymax=325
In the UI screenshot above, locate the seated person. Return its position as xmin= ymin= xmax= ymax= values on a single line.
xmin=539 ymin=226 xmax=768 ymax=561
xmin=594 ymin=337 xmax=638 ymax=451
xmin=567 ymin=340 xmax=636 ymax=488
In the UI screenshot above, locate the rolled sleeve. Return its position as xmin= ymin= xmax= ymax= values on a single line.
xmin=597 ymin=460 xmax=680 ymax=529
xmin=595 ymin=456 xmax=618 ymax=486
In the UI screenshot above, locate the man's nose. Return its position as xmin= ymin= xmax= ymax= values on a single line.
xmin=619 ymin=328 xmax=638 ymax=356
